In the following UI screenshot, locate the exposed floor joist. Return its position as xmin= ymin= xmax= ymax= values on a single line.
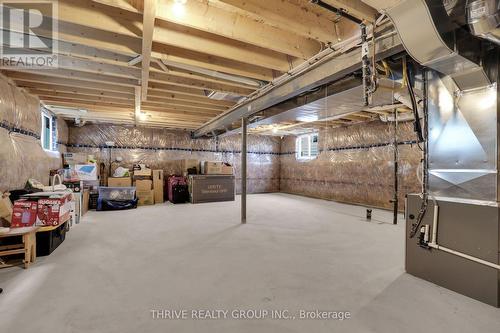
xmin=0 ymin=0 xmax=377 ymax=128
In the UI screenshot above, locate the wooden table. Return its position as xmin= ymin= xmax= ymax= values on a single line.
xmin=0 ymin=226 xmax=39 ymax=269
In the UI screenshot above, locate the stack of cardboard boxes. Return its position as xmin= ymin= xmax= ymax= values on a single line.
xmin=107 ymin=168 xmax=164 ymax=206
xmin=200 ymin=161 xmax=233 ymax=175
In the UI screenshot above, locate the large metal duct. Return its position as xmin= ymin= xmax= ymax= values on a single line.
xmin=369 ymin=0 xmax=500 ymax=307
xmin=467 ymin=0 xmax=500 ymax=44
xmin=385 ymin=0 xmax=490 ymax=90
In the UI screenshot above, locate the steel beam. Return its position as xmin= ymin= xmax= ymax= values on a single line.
xmin=193 ymin=31 xmax=402 ymax=138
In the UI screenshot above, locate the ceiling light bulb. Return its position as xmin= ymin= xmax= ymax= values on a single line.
xmin=172 ymin=0 xmax=187 ymax=17
xmin=139 ymin=112 xmax=148 ymax=121
xmin=272 ymin=127 xmax=278 ymax=134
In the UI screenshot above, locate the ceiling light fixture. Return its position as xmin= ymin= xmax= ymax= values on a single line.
xmin=172 ymin=0 xmax=187 ymax=18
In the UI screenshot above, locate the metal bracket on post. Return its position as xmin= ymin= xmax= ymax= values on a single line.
xmin=241 ymin=117 xmax=247 ymax=224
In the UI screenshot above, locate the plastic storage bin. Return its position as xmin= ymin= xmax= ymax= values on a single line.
xmin=98 ymin=187 xmax=136 ymax=201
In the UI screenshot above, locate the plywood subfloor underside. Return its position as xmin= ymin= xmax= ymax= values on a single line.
xmin=0 ymin=193 xmax=499 ymax=332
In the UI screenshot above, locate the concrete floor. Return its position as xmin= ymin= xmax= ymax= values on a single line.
xmin=0 ymin=193 xmax=499 ymax=333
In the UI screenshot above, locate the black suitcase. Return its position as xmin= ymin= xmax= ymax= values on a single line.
xmin=171 ymin=184 xmax=189 ymax=204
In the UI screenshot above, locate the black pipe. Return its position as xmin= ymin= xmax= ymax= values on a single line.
xmin=404 ymin=58 xmax=424 ymax=143
xmin=393 ymin=109 xmax=399 ymax=225
xmin=310 ymin=0 xmax=363 ymax=24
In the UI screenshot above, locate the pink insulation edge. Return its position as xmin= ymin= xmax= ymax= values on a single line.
xmin=67 ymin=124 xmax=281 ymax=194
xmin=279 ymin=120 xmax=422 ymax=210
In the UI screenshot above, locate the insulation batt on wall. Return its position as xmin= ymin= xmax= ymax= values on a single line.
xmin=280 ymin=120 xmax=422 ymax=210
xmin=67 ymin=124 xmax=281 ymax=194
xmin=0 ymin=74 xmax=63 ymax=191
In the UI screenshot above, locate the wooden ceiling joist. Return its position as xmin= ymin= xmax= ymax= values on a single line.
xmin=153 ymin=43 xmax=275 ymax=81
xmin=148 ymin=71 xmax=255 ymax=95
xmin=319 ymin=0 xmax=378 ymax=22
xmin=44 ymin=100 xmax=219 ymax=120
xmin=11 ymin=76 xmax=236 ymax=109
xmin=94 ymin=0 xmax=322 ymax=59
xmin=141 ymin=0 xmax=156 ymax=100
xmin=10 ymin=75 xmax=137 ymax=94
xmin=0 ymin=0 xmax=378 ymax=129
xmin=3 ymin=53 xmax=254 ymax=94
xmin=41 ymin=96 xmax=223 ymax=117
xmin=54 ymin=0 xmax=291 ymax=72
xmin=3 ymin=67 xmax=137 ymax=86
xmin=22 ymin=85 xmax=135 ymax=101
xmin=218 ymin=0 xmax=360 ymax=44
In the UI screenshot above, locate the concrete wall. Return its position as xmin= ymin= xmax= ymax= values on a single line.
xmin=279 ymin=120 xmax=422 ymax=210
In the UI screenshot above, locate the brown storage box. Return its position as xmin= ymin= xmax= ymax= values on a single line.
xmin=135 ymin=179 xmax=152 ymax=191
xmin=220 ymin=163 xmax=233 ymax=175
xmin=188 ymin=175 xmax=235 ymax=204
xmin=202 ymin=161 xmax=223 ymax=175
xmin=108 ymin=177 xmax=132 ymax=187
xmin=134 ymin=168 xmax=152 ymax=176
xmin=82 ymin=190 xmax=89 ymax=216
xmin=152 ymin=170 xmax=164 ymax=203
xmin=137 ymin=189 xmax=154 ymax=206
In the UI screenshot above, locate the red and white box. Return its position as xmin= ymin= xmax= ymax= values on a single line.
xmin=11 ymin=200 xmax=38 ymax=228
xmin=36 ymin=193 xmax=72 ymax=226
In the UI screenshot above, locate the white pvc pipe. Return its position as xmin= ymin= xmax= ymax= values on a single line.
xmin=428 ymin=243 xmax=500 ymax=270
xmin=431 ymin=204 xmax=439 ymax=244
xmin=428 ymin=203 xmax=500 ymax=270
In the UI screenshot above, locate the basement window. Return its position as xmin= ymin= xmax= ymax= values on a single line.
xmin=296 ymin=133 xmax=319 ymax=160
xmin=41 ymin=109 xmax=56 ymax=151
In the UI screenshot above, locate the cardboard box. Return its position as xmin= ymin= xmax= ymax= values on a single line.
xmin=182 ymin=159 xmax=199 ymax=174
xmin=82 ymin=190 xmax=89 ymax=216
xmin=108 ymin=177 xmax=132 ymax=187
xmin=220 ymin=163 xmax=233 ymax=175
xmin=63 ymin=153 xmax=89 ymax=166
xmin=75 ymin=164 xmax=98 ymax=181
xmin=11 ymin=200 xmax=38 ymax=228
xmin=135 ymin=179 xmax=152 ymax=191
xmin=36 ymin=193 xmax=72 ymax=226
xmin=152 ymin=170 xmax=164 ymax=203
xmin=133 ymin=164 xmax=152 ymax=176
xmin=0 ymin=192 xmax=13 ymax=224
xmin=137 ymin=189 xmax=154 ymax=206
xmin=202 ymin=161 xmax=223 ymax=175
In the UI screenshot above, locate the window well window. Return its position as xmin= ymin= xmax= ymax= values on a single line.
xmin=41 ymin=110 xmax=56 ymax=151
xmin=296 ymin=133 xmax=318 ymax=160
